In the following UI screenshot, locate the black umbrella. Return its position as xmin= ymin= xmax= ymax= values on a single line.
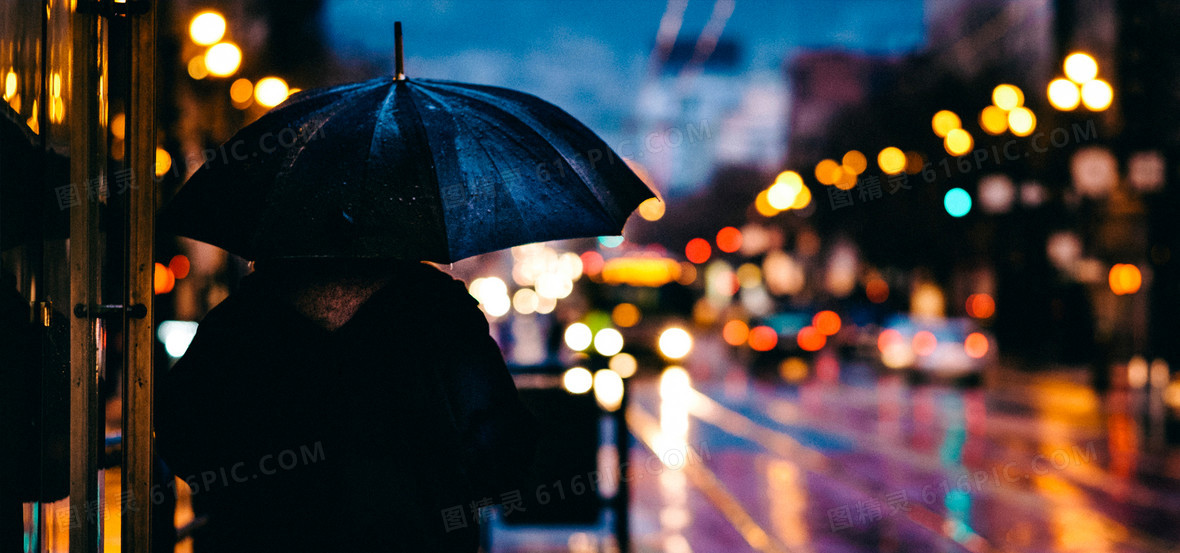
xmin=160 ymin=24 xmax=654 ymax=262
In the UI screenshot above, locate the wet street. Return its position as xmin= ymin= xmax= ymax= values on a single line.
xmin=493 ymin=355 xmax=1180 ymax=553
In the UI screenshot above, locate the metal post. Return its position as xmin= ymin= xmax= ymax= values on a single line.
xmin=613 ymin=381 xmax=630 ymax=553
xmin=123 ymin=2 xmax=157 ymax=551
xmin=69 ymin=5 xmax=106 ymax=552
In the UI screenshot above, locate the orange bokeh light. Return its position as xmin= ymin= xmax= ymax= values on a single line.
xmin=797 ymin=326 xmax=826 ymax=352
xmin=965 ymin=293 xmax=995 ymax=319
xmin=912 ymin=331 xmax=937 ymax=356
xmin=748 ymin=325 xmax=778 ymax=351
xmin=153 ymin=262 xmax=175 ymax=294
xmin=1109 ymin=264 xmax=1142 ymax=295
xmin=716 ymin=226 xmax=743 ymax=253
xmin=722 ymin=320 xmax=750 ymax=346
xmin=964 ymin=332 xmax=989 ymax=358
xmin=812 ymin=310 xmax=841 ymax=336
xmin=878 ymin=328 xmax=904 ymax=353
xmin=866 ymin=278 xmax=889 ymax=303
xmin=685 ymin=238 xmax=712 ymax=264
xmin=168 ymin=254 xmax=191 ymax=279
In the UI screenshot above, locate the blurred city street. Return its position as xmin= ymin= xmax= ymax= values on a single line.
xmin=8 ymin=1 xmax=1180 ymax=552
xmin=494 ymin=349 xmax=1180 ymax=552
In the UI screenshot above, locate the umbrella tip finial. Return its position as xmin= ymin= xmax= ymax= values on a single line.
xmin=395 ymin=21 xmax=406 ymax=81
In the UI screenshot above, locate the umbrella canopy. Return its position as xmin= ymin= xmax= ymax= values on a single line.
xmin=159 ymin=75 xmax=654 ymax=262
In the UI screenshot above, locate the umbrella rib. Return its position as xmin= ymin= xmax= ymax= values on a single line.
xmin=414 ymin=81 xmax=621 ymax=228
xmin=390 ymin=82 xmax=454 ymax=261
xmin=409 ymin=86 xmax=531 ymax=230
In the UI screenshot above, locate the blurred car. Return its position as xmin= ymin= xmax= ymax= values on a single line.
xmin=874 ymin=315 xmax=993 ymax=384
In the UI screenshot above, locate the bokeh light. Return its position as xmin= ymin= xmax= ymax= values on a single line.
xmin=966 ymin=293 xmax=995 ymax=319
xmin=254 ymin=76 xmax=290 ymax=107
xmin=815 ymin=159 xmax=840 ymax=185
xmin=912 ymin=330 xmax=937 ymax=356
xmin=979 ymin=105 xmax=1008 ymax=135
xmin=931 ymin=110 xmax=961 ymax=137
xmin=189 ymin=11 xmax=227 ymax=46
xmin=1047 ymin=78 xmax=1081 ymax=110
xmin=659 ymin=327 xmax=693 ymax=359
xmin=944 ymin=188 xmax=972 ymax=217
xmin=716 ymin=226 xmax=743 ymax=253
xmin=992 ymin=84 xmax=1024 ymax=110
xmin=796 ymin=326 xmax=826 ymax=352
xmin=944 ymin=128 xmax=973 ymax=156
xmin=878 ymin=147 xmax=906 ymax=175
xmin=153 ymin=263 xmax=175 ymax=294
xmin=779 ymin=357 xmax=809 ymax=383
xmin=168 ymin=255 xmax=191 ymax=280
xmin=964 ymin=332 xmax=989 ymax=359
xmin=230 ymin=78 xmax=254 ymax=106
xmin=563 ymin=367 xmax=593 ymax=394
xmin=812 ymin=310 xmax=841 ymax=336
xmin=722 ymin=320 xmax=750 ymax=346
xmin=1007 ymin=107 xmax=1036 ymax=136
xmin=155 ymin=147 xmax=172 ymax=177
xmin=1081 ymin=79 xmax=1113 ymax=111
xmin=748 ymin=325 xmax=778 ymax=352
xmin=842 ymin=150 xmax=867 ymax=174
xmin=593 ymin=369 xmax=624 ymax=411
xmin=612 ymin=303 xmax=641 ymax=327
xmin=513 ymin=288 xmax=540 ymax=314
xmin=685 ymin=238 xmax=712 ymax=264
xmin=594 ymin=328 xmax=624 ymax=356
xmin=1109 ymin=264 xmax=1142 ymax=295
xmin=789 ymin=185 xmax=812 ymax=209
xmin=878 ymin=329 xmax=904 ymax=353
xmin=1064 ymin=52 xmax=1099 ymax=83
xmin=609 ymin=353 xmax=638 ymax=378
xmin=755 ymin=189 xmax=779 ymax=217
xmin=598 ymin=236 xmax=624 ymax=248
xmin=866 ymin=278 xmax=889 ymax=303
xmin=564 ymin=323 xmax=593 ymax=351
xmin=638 ymin=197 xmax=665 ymax=221
xmin=204 ymin=42 xmax=242 ymax=77
xmin=187 ymin=56 xmax=209 ymax=80
xmin=580 ymin=251 xmax=604 ymax=276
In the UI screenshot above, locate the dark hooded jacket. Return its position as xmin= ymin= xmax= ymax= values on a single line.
xmin=156 ymin=262 xmax=536 ymax=552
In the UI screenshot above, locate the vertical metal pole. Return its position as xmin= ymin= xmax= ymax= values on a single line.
xmin=613 ymin=382 xmax=630 ymax=553
xmin=124 ymin=2 xmax=156 ymax=552
xmin=69 ymin=5 xmax=104 ymax=553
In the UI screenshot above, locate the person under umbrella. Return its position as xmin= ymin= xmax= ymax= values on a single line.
xmin=155 ymin=24 xmax=653 ymax=552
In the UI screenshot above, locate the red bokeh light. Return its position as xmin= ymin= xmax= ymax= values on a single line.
xmin=715 ymin=226 xmax=743 ymax=253
xmin=866 ymin=278 xmax=889 ymax=303
xmin=965 ymin=293 xmax=994 ymax=319
xmin=169 ymin=254 xmax=191 ymax=279
xmin=580 ymin=251 xmax=605 ymax=276
xmin=878 ymin=329 xmax=904 ymax=353
xmin=812 ymin=310 xmax=841 ymax=336
xmin=685 ymin=238 xmax=712 ymax=264
xmin=912 ymin=330 xmax=937 ymax=356
xmin=797 ymin=326 xmax=826 ymax=351
xmin=748 ymin=325 xmax=778 ymax=351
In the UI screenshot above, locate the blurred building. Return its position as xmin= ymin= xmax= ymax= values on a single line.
xmin=631 ymin=39 xmax=787 ymax=198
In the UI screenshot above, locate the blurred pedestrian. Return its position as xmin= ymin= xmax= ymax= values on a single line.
xmin=156 ymin=258 xmax=537 ymax=552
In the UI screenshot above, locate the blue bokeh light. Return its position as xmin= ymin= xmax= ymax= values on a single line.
xmin=944 ymin=188 xmax=972 ymax=218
